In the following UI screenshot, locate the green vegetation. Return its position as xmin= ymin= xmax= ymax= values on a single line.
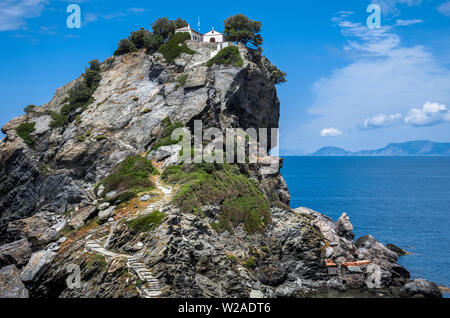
xmin=162 ymin=163 xmax=271 ymax=234
xmin=16 ymin=122 xmax=36 ymax=145
xmin=94 ymin=134 xmax=108 ymax=141
xmin=50 ymin=60 xmax=101 ymax=128
xmin=158 ymin=32 xmax=195 ymax=64
xmin=245 ymin=257 xmax=256 ymax=269
xmin=224 ymin=14 xmax=263 ymax=48
xmin=176 ymin=73 xmax=188 ymax=88
xmin=24 ymin=104 xmax=36 ymax=120
xmin=152 ymin=117 xmax=184 ymax=150
xmin=114 ymin=39 xmax=137 ymax=56
xmin=207 ymin=46 xmax=243 ymax=67
xmin=135 ymin=279 xmax=144 ymax=288
xmin=86 ymin=254 xmax=107 ymax=271
xmin=125 ymin=210 xmax=167 ymax=234
xmin=114 ymin=18 xmax=188 ymax=56
xmin=268 ymin=64 xmax=287 ymax=84
xmin=98 ymin=155 xmax=159 ymax=204
xmin=152 ymin=17 xmax=187 ymax=41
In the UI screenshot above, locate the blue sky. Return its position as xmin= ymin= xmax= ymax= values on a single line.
xmin=0 ymin=0 xmax=449 ymax=152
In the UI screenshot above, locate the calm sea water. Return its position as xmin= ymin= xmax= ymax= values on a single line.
xmin=281 ymin=156 xmax=450 ymax=296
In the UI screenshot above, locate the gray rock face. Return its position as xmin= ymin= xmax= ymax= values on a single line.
xmin=98 ymin=206 xmax=115 ymax=224
xmin=402 ymin=278 xmax=442 ymax=298
xmin=0 ymin=238 xmax=32 ymax=268
xmin=0 ymin=42 xmax=439 ymax=298
xmin=68 ymin=204 xmax=97 ymax=229
xmin=20 ymin=250 xmax=56 ymax=283
xmin=6 ymin=213 xmax=59 ymax=251
xmin=336 ymin=212 xmax=354 ymax=240
xmin=0 ymin=265 xmax=29 ymax=298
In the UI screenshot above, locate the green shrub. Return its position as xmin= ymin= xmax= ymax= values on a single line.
xmin=145 ymin=34 xmax=164 ymax=55
xmin=207 ymin=46 xmax=243 ymax=67
xmin=84 ymin=59 xmax=102 ymax=91
xmin=24 ymin=105 xmax=36 ymax=120
xmin=49 ymin=111 xmax=68 ymax=128
xmin=126 ymin=210 xmax=167 ymax=234
xmin=129 ymin=28 xmax=152 ymax=49
xmin=245 ymin=257 xmax=255 ymax=269
xmin=152 ymin=17 xmax=188 ymax=41
xmin=16 ymin=122 xmax=36 ymax=145
xmin=99 ymin=155 xmax=159 ymax=202
xmin=94 ymin=135 xmax=107 ymax=141
xmin=50 ymin=61 xmax=101 ymax=129
xmin=162 ymin=163 xmax=271 ymax=234
xmin=152 ymin=117 xmax=184 ymax=150
xmin=176 ymin=74 xmax=188 ymax=88
xmin=158 ymin=32 xmax=195 ymax=63
xmin=269 ymin=64 xmax=287 ymax=84
xmin=114 ymin=38 xmax=137 ymax=56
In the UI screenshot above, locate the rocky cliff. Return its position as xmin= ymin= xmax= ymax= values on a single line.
xmin=0 ymin=41 xmax=441 ymax=298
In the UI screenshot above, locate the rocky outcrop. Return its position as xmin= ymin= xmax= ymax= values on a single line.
xmin=401 ymin=278 xmax=442 ymax=298
xmin=0 ymin=265 xmax=29 ymax=298
xmin=20 ymin=250 xmax=57 ymax=284
xmin=0 ymin=39 xmax=441 ymax=298
xmin=0 ymin=238 xmax=32 ymax=268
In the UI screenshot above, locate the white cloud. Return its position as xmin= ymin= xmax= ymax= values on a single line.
xmin=83 ymin=7 xmax=147 ymax=26
xmin=297 ymin=13 xmax=450 ymax=149
xmin=404 ymin=102 xmax=450 ymax=126
xmin=373 ymin=0 xmax=422 ymax=15
xmin=438 ymin=1 xmax=450 ymax=17
xmin=364 ymin=113 xmax=403 ymax=129
xmin=0 ymin=0 xmax=47 ymax=31
xmin=320 ymin=128 xmax=343 ymax=137
xmin=395 ymin=19 xmax=423 ymax=26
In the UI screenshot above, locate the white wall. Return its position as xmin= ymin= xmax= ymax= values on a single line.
xmin=203 ymin=32 xmax=223 ymax=43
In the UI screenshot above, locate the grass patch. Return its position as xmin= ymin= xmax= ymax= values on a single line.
xmin=207 ymin=46 xmax=243 ymax=68
xmin=162 ymin=163 xmax=271 ymax=234
xmin=158 ymin=32 xmax=195 ymax=64
xmin=94 ymin=134 xmax=108 ymax=141
xmin=175 ymin=74 xmax=188 ymax=88
xmin=98 ymin=155 xmax=159 ymax=204
xmin=125 ymin=210 xmax=167 ymax=234
xmin=152 ymin=117 xmax=184 ymax=150
xmin=16 ymin=122 xmax=36 ymax=145
xmin=245 ymin=257 xmax=256 ymax=269
xmin=86 ymin=254 xmax=107 ymax=270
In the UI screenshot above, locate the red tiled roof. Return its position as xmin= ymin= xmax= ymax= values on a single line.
xmin=325 ymin=259 xmax=337 ymax=267
xmin=342 ymin=260 xmax=371 ymax=267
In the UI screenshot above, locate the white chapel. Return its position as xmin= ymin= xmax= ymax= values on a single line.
xmin=175 ymin=24 xmax=225 ymax=43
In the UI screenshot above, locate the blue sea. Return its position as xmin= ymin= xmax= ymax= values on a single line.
xmin=281 ymin=156 xmax=450 ymax=297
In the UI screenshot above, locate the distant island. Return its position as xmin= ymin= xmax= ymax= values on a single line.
xmin=308 ymin=140 xmax=450 ymax=156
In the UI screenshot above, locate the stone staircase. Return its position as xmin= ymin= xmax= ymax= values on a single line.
xmin=132 ymin=178 xmax=172 ymax=219
xmin=85 ymin=238 xmax=162 ymax=298
xmin=127 ymin=255 xmax=161 ymax=298
xmin=82 ymin=178 xmax=172 ymax=298
xmin=85 ymin=178 xmax=172 ymax=298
